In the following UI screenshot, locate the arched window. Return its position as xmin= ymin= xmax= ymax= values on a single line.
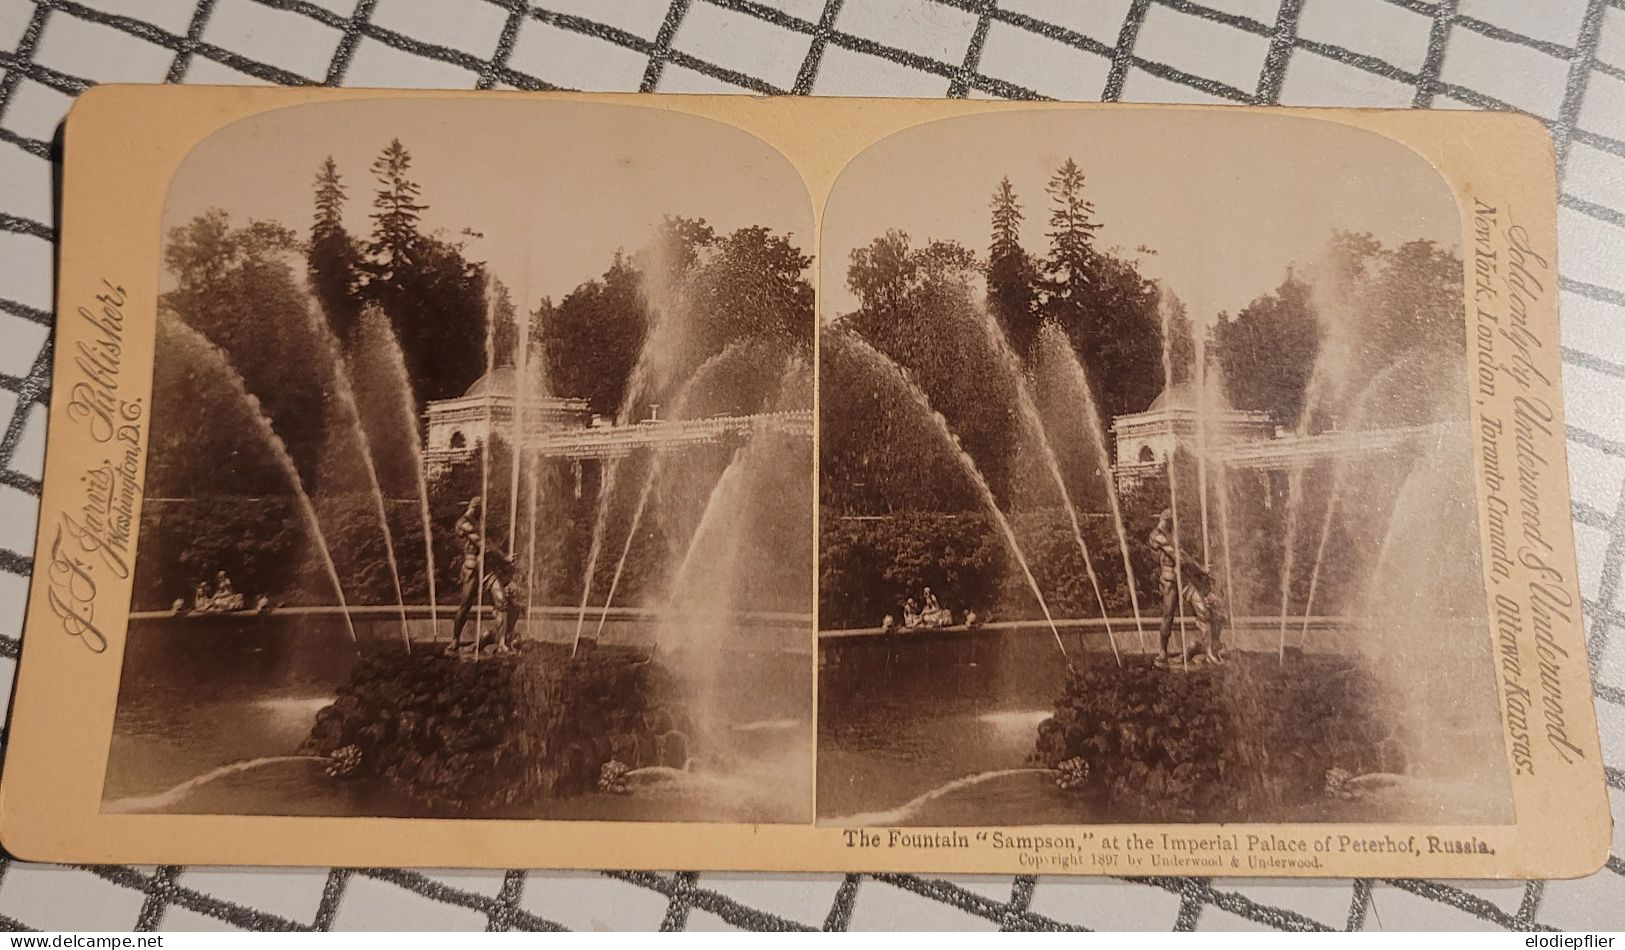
xmin=1137 ymin=445 xmax=1156 ymax=464
xmin=449 ymin=430 xmax=467 ymax=450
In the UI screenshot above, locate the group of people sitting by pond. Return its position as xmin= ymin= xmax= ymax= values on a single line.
xmin=882 ymin=587 xmax=981 ymax=633
xmin=172 ymin=570 xmax=269 ymax=615
xmin=872 ymin=506 xmax=1226 ymax=664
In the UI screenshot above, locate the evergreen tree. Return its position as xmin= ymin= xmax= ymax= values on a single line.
xmin=367 ymin=138 xmax=426 ymax=280
xmin=986 ymin=176 xmax=1041 ymax=360
xmin=308 ymin=156 xmax=365 ymax=346
xmin=1034 ymin=158 xmax=1163 ymax=422
xmin=1044 ymin=159 xmax=1101 ymax=290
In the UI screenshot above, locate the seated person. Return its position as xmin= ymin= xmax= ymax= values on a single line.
xmin=211 ymin=570 xmax=245 ymax=611
xmin=921 ymin=587 xmax=952 ymax=627
xmin=902 ymin=597 xmax=923 ymax=629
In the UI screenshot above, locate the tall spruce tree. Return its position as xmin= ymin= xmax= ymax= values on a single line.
xmin=986 ymin=176 xmax=1041 ymax=360
xmin=1040 ymin=158 xmax=1162 ymax=421
xmin=308 ymin=156 xmax=365 ymax=346
xmin=1044 ymin=158 xmax=1100 ymax=291
xmin=368 ymin=138 xmax=426 ymax=280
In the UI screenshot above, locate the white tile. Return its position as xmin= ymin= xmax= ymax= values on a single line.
xmin=1561 ymin=290 xmax=1625 ymax=368
xmin=1 ymin=79 xmax=76 ymax=144
xmin=684 ymin=908 xmax=742 ymax=931
xmin=1559 ymin=203 xmax=1625 ymax=295
xmin=369 ymin=0 xmax=510 ymax=58
xmin=518 ymin=871 xmax=670 ymax=931
xmin=1458 ymin=0 xmax=1591 ymax=48
xmin=698 ymin=872 xmax=844 ymax=928
xmin=671 ymin=2 xmax=811 ymax=91
xmin=0 ymin=143 xmax=54 ymax=227
xmin=33 ymin=7 xmax=175 ymax=82
xmin=995 ymin=0 xmax=1133 ymax=46
xmin=811 ymin=42 xmax=952 ymax=96
xmin=1131 ymin=3 xmax=1271 ymax=94
xmin=8 ymin=399 xmax=41 ymax=480
xmin=1573 ymin=518 xmax=1608 ymax=602
xmin=0 ymin=314 xmax=48 ymax=380
xmin=157 ymin=907 xmax=245 ymax=932
xmin=655 ymin=62 xmax=754 ymax=93
xmin=1210 ymin=880 xmax=1355 ymax=929
xmin=1363 ymin=883 xmax=1505 ymax=931
xmin=834 ymin=0 xmax=980 ymax=65
xmin=1539 ymin=872 xmax=1625 ymax=930
xmin=1597 ymin=5 xmax=1625 ymax=71
xmin=178 ymin=867 xmax=331 ymax=925
xmin=421 ymin=869 xmax=507 ymax=897
xmin=1027 ymin=877 xmax=1185 ymax=930
xmin=847 ymin=879 xmax=998 ymax=931
xmin=0 ymin=231 xmax=53 ymax=314
xmin=539 ymin=0 xmax=676 ymax=39
xmin=1438 ymin=26 xmax=1569 ymax=118
xmin=0 ymin=570 xmax=27 ymax=641
xmin=936 ymin=874 xmax=1016 ymax=902
xmin=1278 ymin=48 xmax=1417 ymax=108
xmin=1447 ymin=881 xmax=1527 ymax=917
xmin=344 ymin=35 xmax=481 ymax=87
xmin=1120 ymin=65 xmax=1233 ymax=104
xmin=66 ymin=0 xmax=200 ymax=35
xmin=1596 ymin=694 xmax=1624 ymax=766
xmin=1567 ymin=359 xmax=1625 ymax=445
xmin=977 ymin=19 xmax=1113 ymax=99
xmin=0 ymin=2 xmax=36 ymax=50
xmin=1598 ymin=617 xmax=1624 ymax=698
xmin=1296 ymin=0 xmax=1433 ymax=74
xmin=0 ymin=482 xmax=40 ymax=554
xmin=506 ymin=20 xmax=650 ymax=91
xmin=0 ymin=657 xmax=15 ymax=727
xmin=181 ymin=53 xmax=277 ymax=85
xmin=202 ymin=0 xmax=343 ymax=81
xmin=329 ymin=875 xmax=487 ymax=931
xmin=1565 ymin=140 xmax=1625 ymax=211
xmin=0 ymin=866 xmax=148 ymax=930
xmin=1577 ymin=67 xmax=1625 ymax=143
xmin=1196 ymin=904 xmax=1278 ymax=931
xmin=748 ymin=0 xmax=829 ymax=23
xmin=304 ymin=0 xmax=363 ymax=16
xmin=1192 ymin=0 xmax=1286 ymax=24
xmin=1566 ymin=436 xmax=1625 ymax=514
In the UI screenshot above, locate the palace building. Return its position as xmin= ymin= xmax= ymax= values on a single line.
xmin=423 ymin=366 xmax=814 ymax=478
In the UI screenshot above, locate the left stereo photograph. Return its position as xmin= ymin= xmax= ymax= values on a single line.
xmin=88 ymin=96 xmax=816 ymax=825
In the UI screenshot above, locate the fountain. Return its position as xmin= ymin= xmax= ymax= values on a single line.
xmin=971 ymin=304 xmax=1121 ymax=664
xmin=159 ymin=313 xmax=357 ymax=642
xmin=356 ymin=305 xmax=441 ymax=638
xmin=300 ymin=298 xmax=411 ymax=649
xmin=820 ymin=247 xmax=1513 ymax=826
xmin=826 ymin=328 xmax=1071 ymax=666
xmin=1034 ymin=321 xmax=1149 ymax=651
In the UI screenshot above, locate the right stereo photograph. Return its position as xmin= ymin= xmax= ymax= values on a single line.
xmin=815 ymin=109 xmax=1514 ymax=829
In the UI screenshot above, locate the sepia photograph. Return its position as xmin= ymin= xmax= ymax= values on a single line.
xmin=817 ymin=110 xmax=1515 ymax=828
xmin=100 ymin=99 xmax=816 ymax=823
xmin=6 ymin=88 xmax=1603 ymax=876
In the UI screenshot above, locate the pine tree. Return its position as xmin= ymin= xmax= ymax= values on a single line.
xmin=368 ymin=138 xmax=426 ymax=279
xmin=1044 ymin=158 xmax=1100 ymax=291
xmin=986 ymin=176 xmax=1040 ymax=360
xmin=309 ymin=156 xmax=365 ymax=345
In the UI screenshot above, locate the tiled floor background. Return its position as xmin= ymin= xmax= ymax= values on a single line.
xmin=0 ymin=0 xmax=1621 ymax=932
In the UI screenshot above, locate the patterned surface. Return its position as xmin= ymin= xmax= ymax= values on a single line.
xmin=0 ymin=0 xmax=1621 ymax=932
